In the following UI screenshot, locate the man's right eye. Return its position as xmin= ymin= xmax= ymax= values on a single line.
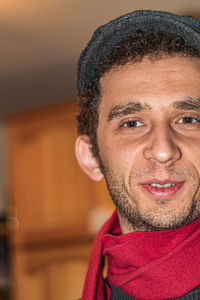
xmin=121 ymin=120 xmax=143 ymax=128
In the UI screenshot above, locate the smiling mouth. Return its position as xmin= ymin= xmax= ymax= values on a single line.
xmin=142 ymin=182 xmax=184 ymax=198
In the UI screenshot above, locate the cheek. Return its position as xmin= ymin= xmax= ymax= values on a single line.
xmin=183 ymin=140 xmax=200 ymax=172
xmin=99 ymin=134 xmax=145 ymax=173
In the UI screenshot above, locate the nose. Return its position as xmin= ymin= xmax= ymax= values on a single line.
xmin=143 ymin=125 xmax=181 ymax=166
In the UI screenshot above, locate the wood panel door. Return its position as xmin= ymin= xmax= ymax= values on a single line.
xmin=7 ymin=100 xmax=114 ymax=300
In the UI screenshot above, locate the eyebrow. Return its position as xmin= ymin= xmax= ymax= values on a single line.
xmin=108 ymin=101 xmax=151 ymax=121
xmin=173 ymin=98 xmax=200 ymax=110
xmin=108 ymin=98 xmax=200 ymax=122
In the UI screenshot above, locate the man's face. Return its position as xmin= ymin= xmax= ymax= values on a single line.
xmin=97 ymin=56 xmax=200 ymax=232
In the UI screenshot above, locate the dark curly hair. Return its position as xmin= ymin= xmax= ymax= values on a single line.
xmin=77 ymin=30 xmax=200 ymax=160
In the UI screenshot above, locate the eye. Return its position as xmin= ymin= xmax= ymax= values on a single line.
xmin=121 ymin=120 xmax=143 ymax=128
xmin=177 ymin=116 xmax=199 ymax=124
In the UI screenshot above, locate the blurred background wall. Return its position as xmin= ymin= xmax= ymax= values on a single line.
xmin=0 ymin=1 xmax=200 ymax=299
xmin=0 ymin=0 xmax=200 ymax=116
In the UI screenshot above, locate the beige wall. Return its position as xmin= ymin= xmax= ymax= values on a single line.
xmin=1 ymin=0 xmax=200 ymax=76
xmin=1 ymin=0 xmax=200 ymax=116
xmin=0 ymin=123 xmax=8 ymax=214
xmin=1 ymin=1 xmax=200 ymax=213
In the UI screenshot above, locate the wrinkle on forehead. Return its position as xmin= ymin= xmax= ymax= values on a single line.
xmin=99 ymin=56 xmax=200 ymax=116
xmin=107 ymin=97 xmax=200 ymax=122
xmin=100 ymin=56 xmax=200 ymax=89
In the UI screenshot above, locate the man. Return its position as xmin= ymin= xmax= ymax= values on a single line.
xmin=75 ymin=10 xmax=200 ymax=300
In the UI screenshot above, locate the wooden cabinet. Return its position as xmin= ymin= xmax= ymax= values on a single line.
xmin=7 ymin=100 xmax=114 ymax=300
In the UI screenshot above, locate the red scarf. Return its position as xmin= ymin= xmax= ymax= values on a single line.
xmin=81 ymin=210 xmax=200 ymax=300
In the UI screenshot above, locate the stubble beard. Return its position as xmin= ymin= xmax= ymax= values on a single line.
xmin=99 ymin=159 xmax=200 ymax=232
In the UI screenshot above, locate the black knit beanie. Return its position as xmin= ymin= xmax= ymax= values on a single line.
xmin=77 ymin=10 xmax=200 ymax=97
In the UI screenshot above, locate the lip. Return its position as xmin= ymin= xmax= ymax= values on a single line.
xmin=141 ymin=181 xmax=184 ymax=198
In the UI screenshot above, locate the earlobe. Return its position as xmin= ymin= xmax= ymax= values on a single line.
xmin=75 ymin=135 xmax=103 ymax=181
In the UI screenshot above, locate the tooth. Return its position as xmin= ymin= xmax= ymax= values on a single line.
xmin=164 ymin=183 xmax=171 ymax=188
xmin=158 ymin=184 xmax=164 ymax=188
xmin=150 ymin=183 xmax=175 ymax=188
xmin=151 ymin=183 xmax=157 ymax=187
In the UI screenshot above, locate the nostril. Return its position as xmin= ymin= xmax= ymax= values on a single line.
xmin=143 ymin=134 xmax=182 ymax=165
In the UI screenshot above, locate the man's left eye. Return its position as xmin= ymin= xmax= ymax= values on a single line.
xmin=122 ymin=120 xmax=143 ymax=128
xmin=177 ymin=116 xmax=199 ymax=124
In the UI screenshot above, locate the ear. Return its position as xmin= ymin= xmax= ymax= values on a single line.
xmin=75 ymin=135 xmax=103 ymax=181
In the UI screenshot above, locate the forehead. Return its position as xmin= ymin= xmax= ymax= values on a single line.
xmin=99 ymin=56 xmax=200 ymax=111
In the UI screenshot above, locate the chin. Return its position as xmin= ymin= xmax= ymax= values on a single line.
xmin=139 ymin=209 xmax=200 ymax=231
